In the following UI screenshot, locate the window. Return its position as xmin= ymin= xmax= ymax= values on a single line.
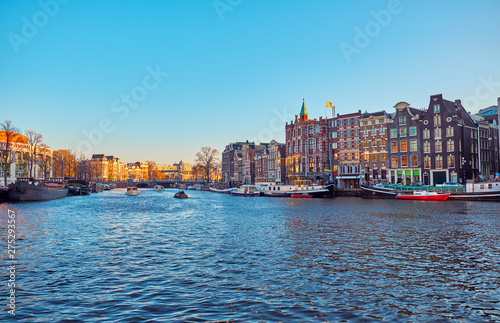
xmin=371 ymin=128 xmax=377 ymax=135
xmin=400 ymin=140 xmax=407 ymax=152
xmin=315 ymin=126 xmax=320 ymax=133
xmin=423 ymin=129 xmax=430 ymax=139
xmin=364 ymin=140 xmax=370 ymax=148
xmin=410 ymin=139 xmax=417 ymax=151
xmin=302 ymin=140 xmax=306 ymax=152
xmin=340 ymin=142 xmax=345 ymax=149
xmin=434 ymin=104 xmax=440 ymax=113
xmin=390 ymin=129 xmax=397 ymax=138
xmin=448 ymin=155 xmax=455 ymax=168
xmin=434 ymin=115 xmax=441 ymax=126
xmin=411 ymin=154 xmax=418 ymax=167
xmin=354 ymin=129 xmax=360 ymax=137
xmin=424 ymin=142 xmax=430 ymax=153
xmin=436 ymin=156 xmax=443 ymax=168
xmin=399 ymin=116 xmax=406 ymax=125
xmin=372 ymin=152 xmax=378 ymax=162
xmin=354 ymin=118 xmax=359 ymax=125
xmin=409 ymin=126 xmax=417 ymax=136
xmin=381 ymin=152 xmax=387 ymax=161
xmin=401 ymin=155 xmax=408 ymax=167
xmin=339 ymin=131 xmax=344 ymax=139
xmin=339 ymin=119 xmax=344 ymax=127
xmin=400 ymin=128 xmax=407 ymax=137
xmin=447 ymin=140 xmax=454 ymax=152
xmin=308 ymin=126 xmax=313 ymax=135
xmin=332 ymin=142 xmax=337 ymax=149
xmin=332 ymin=131 xmax=337 ymax=139
xmin=316 ymin=138 xmax=320 ymax=150
xmin=435 ymin=127 xmax=442 ymax=139
xmin=308 ymin=139 xmax=313 ymax=151
xmin=380 ymin=138 xmax=386 ymax=146
xmin=302 ymin=129 xmax=306 ymax=135
xmin=424 ymin=156 xmax=431 ymax=168
xmin=435 ymin=140 xmax=442 ymax=153
xmin=364 ymin=152 xmax=370 ymax=161
xmin=371 ymin=120 xmax=376 ymax=125
xmin=380 ymin=127 xmax=386 ymax=134
xmin=392 ymin=156 xmax=398 ymax=167
xmin=391 ymin=141 xmax=398 ymax=153
xmin=346 ymin=119 xmax=351 ymax=126
xmin=379 ymin=118 xmax=385 ymax=124
xmin=446 ymin=127 xmax=454 ymax=137
xmin=362 ymin=121 xmax=368 ymax=126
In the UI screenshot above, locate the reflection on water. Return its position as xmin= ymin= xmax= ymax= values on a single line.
xmin=0 ymin=191 xmax=499 ymax=322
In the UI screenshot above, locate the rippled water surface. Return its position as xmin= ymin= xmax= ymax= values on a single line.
xmin=1 ymin=189 xmax=499 ymax=322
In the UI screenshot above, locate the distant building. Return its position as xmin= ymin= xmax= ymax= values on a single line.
xmin=285 ymin=100 xmax=330 ymax=184
xmin=0 ymin=131 xmax=53 ymax=184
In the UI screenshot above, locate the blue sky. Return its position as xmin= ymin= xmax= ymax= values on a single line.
xmin=1 ymin=0 xmax=499 ymax=164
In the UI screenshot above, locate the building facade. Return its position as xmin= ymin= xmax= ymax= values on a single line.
xmin=334 ymin=110 xmax=362 ymax=189
xmin=420 ymin=95 xmax=478 ymax=185
xmin=360 ymin=111 xmax=390 ymax=184
xmin=285 ymin=100 xmax=330 ymax=184
xmin=387 ymin=102 xmax=425 ymax=184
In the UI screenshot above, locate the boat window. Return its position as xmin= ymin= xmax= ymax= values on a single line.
xmin=488 ymin=184 xmax=492 ymax=189
xmin=480 ymin=184 xmax=484 ymax=189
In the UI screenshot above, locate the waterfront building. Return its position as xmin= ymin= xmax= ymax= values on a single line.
xmin=387 ymin=102 xmax=425 ymax=184
xmin=475 ymin=105 xmax=499 ymax=178
xmin=254 ymin=151 xmax=269 ymax=183
xmin=334 ymin=110 xmax=362 ymax=189
xmin=359 ymin=110 xmax=390 ymax=184
xmin=285 ymin=100 xmax=330 ymax=184
xmin=221 ymin=140 xmax=266 ymax=186
xmin=0 ymin=131 xmax=53 ymax=185
xmin=267 ymin=139 xmax=286 ymax=184
xmin=420 ymin=95 xmax=478 ymax=185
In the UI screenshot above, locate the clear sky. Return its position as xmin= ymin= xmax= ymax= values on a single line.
xmin=1 ymin=0 xmax=499 ymax=164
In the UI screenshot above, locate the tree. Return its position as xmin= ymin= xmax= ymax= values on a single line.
xmin=36 ymin=143 xmax=52 ymax=179
xmin=146 ymin=160 xmax=156 ymax=180
xmin=0 ymin=121 xmax=22 ymax=186
xmin=194 ymin=147 xmax=220 ymax=183
xmin=25 ymin=130 xmax=43 ymax=178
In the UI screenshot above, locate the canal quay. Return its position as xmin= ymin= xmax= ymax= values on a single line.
xmin=2 ymin=189 xmax=499 ymax=322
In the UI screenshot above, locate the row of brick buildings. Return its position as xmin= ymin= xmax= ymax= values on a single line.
xmin=221 ymin=95 xmax=500 ymax=188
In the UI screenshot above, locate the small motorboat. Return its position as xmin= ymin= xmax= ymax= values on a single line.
xmin=153 ymin=185 xmax=165 ymax=191
xmin=174 ymin=190 xmax=188 ymax=199
xmin=396 ymin=190 xmax=450 ymax=201
xmin=126 ymin=187 xmax=138 ymax=196
xmin=291 ymin=194 xmax=313 ymax=198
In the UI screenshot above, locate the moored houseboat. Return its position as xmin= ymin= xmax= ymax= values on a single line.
xmin=8 ymin=177 xmax=68 ymax=202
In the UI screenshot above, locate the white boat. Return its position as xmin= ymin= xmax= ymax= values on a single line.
xmin=261 ymin=180 xmax=334 ymax=198
xmin=126 ymin=187 xmax=138 ymax=196
xmin=153 ymin=185 xmax=165 ymax=191
xmin=230 ymin=185 xmax=260 ymax=196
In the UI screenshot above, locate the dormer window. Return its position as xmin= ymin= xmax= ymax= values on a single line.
xmin=434 ymin=104 xmax=440 ymax=113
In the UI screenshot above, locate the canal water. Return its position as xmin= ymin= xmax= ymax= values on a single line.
xmin=1 ymin=189 xmax=499 ymax=322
